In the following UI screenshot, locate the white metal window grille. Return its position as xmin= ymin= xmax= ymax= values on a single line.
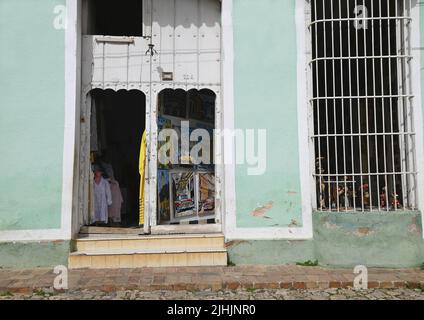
xmin=308 ymin=0 xmax=416 ymax=212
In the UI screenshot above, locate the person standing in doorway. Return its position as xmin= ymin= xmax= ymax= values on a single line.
xmin=93 ymin=168 xmax=112 ymax=226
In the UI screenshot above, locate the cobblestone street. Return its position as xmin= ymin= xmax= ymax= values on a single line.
xmin=1 ymin=288 xmax=424 ymax=300
xmin=1 ymin=265 xmax=424 ymax=300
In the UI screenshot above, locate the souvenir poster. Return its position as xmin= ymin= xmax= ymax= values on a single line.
xmin=198 ymin=172 xmax=215 ymax=215
xmin=171 ymin=171 xmax=196 ymax=218
xmin=157 ymin=170 xmax=171 ymax=223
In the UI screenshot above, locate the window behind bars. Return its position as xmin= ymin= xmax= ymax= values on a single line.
xmin=309 ymin=0 xmax=416 ymax=212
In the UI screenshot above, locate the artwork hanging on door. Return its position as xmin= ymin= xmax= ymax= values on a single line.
xmin=198 ymin=172 xmax=215 ymax=216
xmin=171 ymin=170 xmax=196 ymax=218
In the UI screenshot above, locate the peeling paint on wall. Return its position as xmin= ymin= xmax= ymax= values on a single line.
xmin=350 ymin=227 xmax=374 ymax=237
xmin=250 ymin=201 xmax=274 ymax=219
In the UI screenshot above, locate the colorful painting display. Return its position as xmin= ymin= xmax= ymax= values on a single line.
xmin=171 ymin=171 xmax=196 ymax=218
xmin=198 ymin=172 xmax=215 ymax=215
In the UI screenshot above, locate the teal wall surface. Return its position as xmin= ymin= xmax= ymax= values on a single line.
xmin=228 ymin=211 xmax=424 ymax=268
xmin=233 ymin=0 xmax=303 ymax=228
xmin=0 ymin=0 xmax=65 ymax=230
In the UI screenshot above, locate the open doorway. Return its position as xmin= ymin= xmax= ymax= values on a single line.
xmin=156 ymin=89 xmax=216 ymax=226
xmin=89 ymin=89 xmax=145 ymax=228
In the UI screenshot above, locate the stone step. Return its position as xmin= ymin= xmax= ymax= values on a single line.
xmin=74 ymin=234 xmax=225 ymax=252
xmin=68 ymin=248 xmax=228 ymax=269
xmin=69 ymin=233 xmax=227 ymax=269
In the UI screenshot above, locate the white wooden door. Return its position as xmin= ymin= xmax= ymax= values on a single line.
xmin=143 ymin=0 xmax=222 ymax=232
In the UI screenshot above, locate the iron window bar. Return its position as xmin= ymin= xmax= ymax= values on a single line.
xmin=309 ymin=0 xmax=417 ymax=213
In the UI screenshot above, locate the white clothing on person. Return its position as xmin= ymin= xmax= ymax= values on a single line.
xmin=94 ymin=177 xmax=112 ymax=223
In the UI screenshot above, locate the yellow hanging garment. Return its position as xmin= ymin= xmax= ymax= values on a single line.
xmin=139 ymin=130 xmax=147 ymax=226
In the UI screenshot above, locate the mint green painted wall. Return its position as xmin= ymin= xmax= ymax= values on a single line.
xmin=0 ymin=0 xmax=65 ymax=230
xmin=233 ymin=0 xmax=302 ymax=228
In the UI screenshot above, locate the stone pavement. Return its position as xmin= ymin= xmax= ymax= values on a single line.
xmin=2 ymin=288 xmax=424 ymax=300
xmin=1 ymin=265 xmax=424 ymax=296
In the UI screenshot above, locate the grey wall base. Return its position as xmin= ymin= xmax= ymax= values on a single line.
xmin=228 ymin=211 xmax=424 ymax=268
xmin=1 ymin=212 xmax=423 ymax=269
xmin=0 ymin=240 xmax=71 ymax=269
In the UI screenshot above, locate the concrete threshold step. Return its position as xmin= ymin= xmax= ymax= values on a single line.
xmin=74 ymin=234 xmax=225 ymax=252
